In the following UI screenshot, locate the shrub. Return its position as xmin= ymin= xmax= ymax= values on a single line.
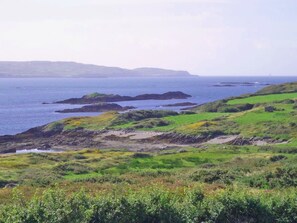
xmin=190 ymin=169 xmax=237 ymax=184
xmin=73 ymin=154 xmax=87 ymax=160
xmin=134 ymin=119 xmax=170 ymax=129
xmin=132 ymin=153 xmax=152 ymax=158
xmin=217 ymin=103 xmax=254 ymax=113
xmin=270 ymin=155 xmax=287 ymax=162
xmin=19 ymin=169 xmax=62 ymax=187
xmin=53 ymin=162 xmax=93 ymax=175
xmin=248 ymin=166 xmax=297 ymax=189
xmin=73 ymin=175 xmax=134 ymax=184
xmin=0 ymin=188 xmax=296 ymax=223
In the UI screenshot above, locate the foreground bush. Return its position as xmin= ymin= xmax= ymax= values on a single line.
xmin=0 ymin=187 xmax=296 ymax=223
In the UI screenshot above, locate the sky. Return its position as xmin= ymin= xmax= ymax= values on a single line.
xmin=0 ymin=0 xmax=297 ymax=76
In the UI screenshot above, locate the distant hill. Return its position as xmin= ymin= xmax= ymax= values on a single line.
xmin=0 ymin=61 xmax=192 ymax=78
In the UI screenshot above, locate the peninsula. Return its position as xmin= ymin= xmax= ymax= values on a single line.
xmin=0 ymin=61 xmax=192 ymax=78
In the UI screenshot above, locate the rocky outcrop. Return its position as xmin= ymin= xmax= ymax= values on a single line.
xmin=213 ymin=82 xmax=270 ymax=87
xmin=162 ymin=102 xmax=197 ymax=107
xmin=149 ymin=132 xmax=209 ymax=144
xmin=56 ymin=103 xmax=135 ymax=113
xmin=0 ymin=128 xmax=102 ymax=153
xmin=55 ymin=91 xmax=191 ymax=104
xmin=207 ymin=135 xmax=287 ymax=146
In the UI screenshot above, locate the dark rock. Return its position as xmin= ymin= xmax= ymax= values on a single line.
xmin=270 ymin=155 xmax=287 ymax=162
xmin=162 ymin=102 xmax=197 ymax=107
xmin=56 ymin=103 xmax=135 ymax=113
xmin=264 ymin=106 xmax=276 ymax=112
xmin=151 ymin=133 xmax=208 ymax=144
xmin=5 ymin=183 xmax=18 ymax=188
xmin=1 ymin=148 xmax=17 ymax=154
xmin=227 ymin=137 xmax=252 ymax=146
xmin=132 ymin=153 xmax=152 ymax=158
xmin=36 ymin=144 xmax=51 ymax=150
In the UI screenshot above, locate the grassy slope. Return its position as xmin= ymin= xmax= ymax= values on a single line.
xmin=227 ymin=92 xmax=297 ymax=105
xmin=112 ymin=112 xmax=227 ymax=131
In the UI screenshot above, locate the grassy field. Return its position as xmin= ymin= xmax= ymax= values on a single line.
xmin=227 ymin=92 xmax=297 ymax=105
xmin=0 ymin=145 xmax=295 ymax=195
xmin=113 ymin=112 xmax=228 ymax=131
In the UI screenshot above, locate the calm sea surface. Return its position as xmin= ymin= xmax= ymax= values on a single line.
xmin=0 ymin=76 xmax=296 ymax=136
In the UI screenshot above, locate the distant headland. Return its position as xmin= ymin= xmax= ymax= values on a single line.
xmin=0 ymin=61 xmax=193 ymax=78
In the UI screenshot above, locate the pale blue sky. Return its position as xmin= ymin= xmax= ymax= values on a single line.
xmin=0 ymin=0 xmax=297 ymax=75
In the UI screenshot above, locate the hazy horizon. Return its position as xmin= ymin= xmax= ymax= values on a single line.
xmin=1 ymin=0 xmax=297 ymax=76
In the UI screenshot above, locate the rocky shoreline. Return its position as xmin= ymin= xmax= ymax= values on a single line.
xmin=0 ymin=125 xmax=285 ymax=154
xmin=161 ymin=102 xmax=197 ymax=107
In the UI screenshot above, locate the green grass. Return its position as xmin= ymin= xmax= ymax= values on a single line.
xmin=227 ymin=92 xmax=297 ymax=105
xmin=113 ymin=113 xmax=228 ymax=131
xmin=0 ymin=145 xmax=291 ymax=189
xmin=60 ymin=111 xmax=118 ymax=131
xmin=233 ymin=105 xmax=293 ymax=124
xmin=115 ymin=150 xmax=239 ymax=172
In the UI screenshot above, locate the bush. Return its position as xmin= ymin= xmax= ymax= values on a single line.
xmin=73 ymin=154 xmax=87 ymax=160
xmin=217 ymin=103 xmax=254 ymax=113
xmin=248 ymin=166 xmax=297 ymax=188
xmin=196 ymin=101 xmax=253 ymax=113
xmin=190 ymin=169 xmax=237 ymax=184
xmin=132 ymin=153 xmax=152 ymax=158
xmin=53 ymin=162 xmax=93 ymax=175
xmin=19 ymin=169 xmax=62 ymax=187
xmin=0 ymin=188 xmax=296 ymax=223
xmin=270 ymin=155 xmax=287 ymax=162
xmin=73 ymin=175 xmax=134 ymax=184
xmin=134 ymin=119 xmax=170 ymax=129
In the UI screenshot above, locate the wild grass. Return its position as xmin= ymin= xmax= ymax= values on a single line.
xmin=62 ymin=111 xmax=118 ymax=130
xmin=227 ymin=92 xmax=297 ymax=104
xmin=112 ymin=113 xmax=227 ymax=131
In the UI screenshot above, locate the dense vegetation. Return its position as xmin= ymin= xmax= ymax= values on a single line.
xmin=0 ymin=146 xmax=296 ymax=222
xmin=1 ymin=82 xmax=297 ymax=222
xmin=1 ymin=187 xmax=296 ymax=223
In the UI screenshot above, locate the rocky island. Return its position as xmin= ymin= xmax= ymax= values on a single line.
xmin=56 ymin=103 xmax=135 ymax=113
xmin=55 ymin=91 xmax=191 ymax=104
xmin=161 ymin=102 xmax=197 ymax=107
xmin=213 ymin=82 xmax=270 ymax=87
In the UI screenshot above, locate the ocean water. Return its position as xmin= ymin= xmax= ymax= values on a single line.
xmin=0 ymin=76 xmax=296 ymax=136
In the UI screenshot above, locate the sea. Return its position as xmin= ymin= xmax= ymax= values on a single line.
xmin=1 ymin=76 xmax=297 ymax=136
